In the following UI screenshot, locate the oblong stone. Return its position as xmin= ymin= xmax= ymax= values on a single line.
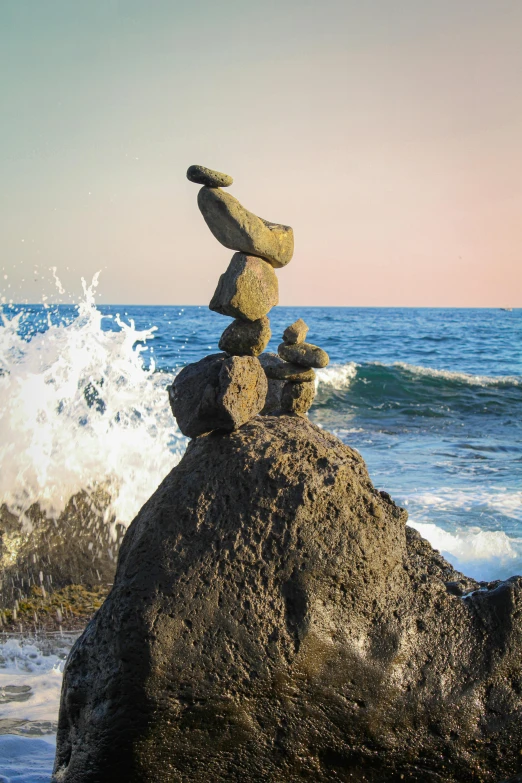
xmin=210 ymin=254 xmax=278 ymax=322
xmin=278 ymin=342 xmax=329 ymax=369
xmin=259 ymin=352 xmax=315 ymax=382
xmin=168 ymin=353 xmax=267 ymax=438
xmin=187 ymin=165 xmax=233 ymax=188
xmin=283 ymin=318 xmax=309 ymax=345
xmin=198 ymin=187 xmax=294 ymax=268
xmin=219 ymin=317 xmax=271 ymax=357
xmin=281 ymin=380 xmax=316 ymax=415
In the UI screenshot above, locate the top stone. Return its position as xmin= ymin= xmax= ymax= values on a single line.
xmin=283 ymin=318 xmax=309 ymax=345
xmin=187 ymin=165 xmax=233 ymax=188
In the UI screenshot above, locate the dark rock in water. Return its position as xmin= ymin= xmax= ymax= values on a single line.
xmin=259 ymin=351 xmax=315 ymax=382
xmin=0 ymin=489 xmax=122 ymax=610
xmin=186 ymin=164 xmax=233 ymax=188
xmin=210 ymin=253 xmax=278 ymax=322
xmin=281 ymin=379 xmax=315 ymax=414
xmin=218 ymin=316 xmax=271 ymax=357
xmin=53 ymin=416 xmax=522 ymax=782
xmin=168 ymin=353 xmax=267 ymax=438
xmin=278 ymin=341 xmax=329 ymax=369
xmin=283 ymin=318 xmax=309 ymax=345
xmin=198 ymin=186 xmax=294 ymax=268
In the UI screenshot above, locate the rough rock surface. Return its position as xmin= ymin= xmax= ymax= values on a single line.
xmin=281 ymin=379 xmax=315 ymax=414
xmin=168 ymin=353 xmax=267 ymax=437
xmin=187 ymin=165 xmax=233 ymax=188
xmin=219 ymin=316 xmax=271 ymax=357
xmin=278 ymin=341 xmax=329 ymax=369
xmin=210 ymin=253 xmax=278 ymax=322
xmin=198 ymin=186 xmax=294 ymax=268
xmin=260 ymin=376 xmax=285 ymax=415
xmin=259 ymin=352 xmax=315 ymax=382
xmin=283 ymin=318 xmax=309 ymax=345
xmin=54 ymin=416 xmax=522 ymax=783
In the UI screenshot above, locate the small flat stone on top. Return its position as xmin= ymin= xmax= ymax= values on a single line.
xmin=219 ymin=316 xmax=271 ymax=357
xmin=283 ymin=318 xmax=309 ymax=345
xmin=278 ymin=342 xmax=329 ymax=369
xmin=187 ymin=165 xmax=233 ymax=188
xmin=210 ymin=253 xmax=278 ymax=322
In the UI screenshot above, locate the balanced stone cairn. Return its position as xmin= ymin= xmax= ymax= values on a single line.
xmin=260 ymin=318 xmax=329 ymax=415
xmin=168 ymin=164 xmax=329 ymax=437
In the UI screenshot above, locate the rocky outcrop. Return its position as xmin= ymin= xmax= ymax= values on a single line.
xmin=53 ymin=416 xmax=522 ymax=782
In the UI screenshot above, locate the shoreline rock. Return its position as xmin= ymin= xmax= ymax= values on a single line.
xmin=53 ymin=416 xmax=522 ymax=782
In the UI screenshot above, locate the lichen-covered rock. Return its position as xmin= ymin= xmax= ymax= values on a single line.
xmin=53 ymin=416 xmax=522 ymax=783
xmin=198 ymin=186 xmax=294 ymax=268
xmin=218 ymin=316 xmax=271 ymax=357
xmin=259 ymin=351 xmax=315 ymax=382
xmin=168 ymin=353 xmax=267 ymax=437
xmin=283 ymin=318 xmax=309 ymax=345
xmin=186 ymin=165 xmax=233 ymax=188
xmin=281 ymin=380 xmax=315 ymax=414
xmin=278 ymin=341 xmax=329 ymax=369
xmin=210 ymin=253 xmax=278 ymax=322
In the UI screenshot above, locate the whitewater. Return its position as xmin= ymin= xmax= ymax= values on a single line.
xmin=0 ymin=276 xmax=521 ymax=779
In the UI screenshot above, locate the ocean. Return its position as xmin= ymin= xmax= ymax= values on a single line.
xmin=0 ymin=281 xmax=521 ymax=780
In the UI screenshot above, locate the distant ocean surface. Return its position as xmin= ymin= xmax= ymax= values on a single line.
xmin=1 ymin=288 xmax=521 ymax=780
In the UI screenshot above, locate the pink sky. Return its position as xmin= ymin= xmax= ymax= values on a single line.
xmin=1 ymin=1 xmax=521 ymax=306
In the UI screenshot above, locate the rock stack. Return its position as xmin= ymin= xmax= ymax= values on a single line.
xmin=170 ymin=164 xmax=328 ymax=437
xmin=261 ymin=318 xmax=330 ymax=415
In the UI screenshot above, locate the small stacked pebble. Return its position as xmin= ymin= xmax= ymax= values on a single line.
xmin=168 ymin=165 xmax=295 ymax=437
xmin=260 ymin=318 xmax=329 ymax=415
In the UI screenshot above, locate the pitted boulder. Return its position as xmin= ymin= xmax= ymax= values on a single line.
xmin=52 ymin=416 xmax=522 ymax=782
xmin=210 ymin=253 xmax=278 ymax=322
xmin=198 ymin=186 xmax=294 ymax=268
xmin=168 ymin=353 xmax=267 ymax=438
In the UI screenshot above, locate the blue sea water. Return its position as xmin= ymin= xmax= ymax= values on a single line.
xmin=0 ymin=301 xmax=521 ymax=780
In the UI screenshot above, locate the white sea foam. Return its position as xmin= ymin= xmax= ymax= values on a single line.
xmin=0 ymin=275 xmax=186 ymax=532
xmin=0 ymin=638 xmax=64 ymax=724
xmin=408 ymin=521 xmax=522 ymax=582
xmin=393 ymin=361 xmax=521 ymax=387
xmin=316 ymin=362 xmax=357 ymax=390
xmin=403 ymin=487 xmax=522 ymax=521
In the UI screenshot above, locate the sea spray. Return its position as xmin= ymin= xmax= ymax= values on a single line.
xmin=0 ymin=275 xmax=187 ymax=603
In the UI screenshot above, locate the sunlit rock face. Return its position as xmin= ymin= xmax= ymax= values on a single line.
xmin=53 ymin=416 xmax=522 ymax=783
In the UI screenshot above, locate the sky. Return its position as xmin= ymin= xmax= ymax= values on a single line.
xmin=1 ymin=0 xmax=521 ymax=307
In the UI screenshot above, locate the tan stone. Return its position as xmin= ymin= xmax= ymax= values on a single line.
xmin=278 ymin=342 xmax=329 ymax=369
xmin=187 ymin=165 xmax=233 ymax=188
xmin=281 ymin=380 xmax=316 ymax=415
xmin=219 ymin=317 xmax=271 ymax=357
xmin=198 ymin=187 xmax=294 ymax=268
xmin=259 ymin=352 xmax=315 ymax=382
xmin=210 ymin=254 xmax=278 ymax=322
xmin=283 ymin=318 xmax=309 ymax=345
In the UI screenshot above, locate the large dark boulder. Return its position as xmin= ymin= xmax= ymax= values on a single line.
xmin=53 ymin=417 xmax=522 ymax=782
